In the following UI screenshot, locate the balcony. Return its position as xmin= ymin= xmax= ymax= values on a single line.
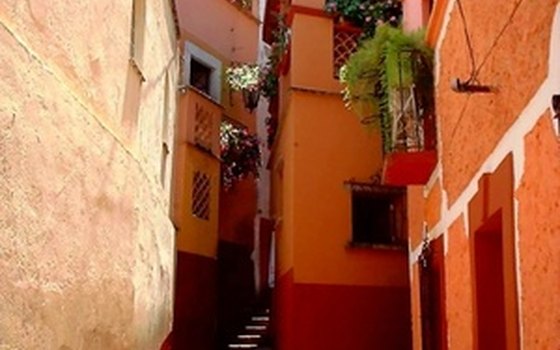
xmin=179 ymin=86 xmax=222 ymax=157
xmin=381 ymin=49 xmax=437 ymax=186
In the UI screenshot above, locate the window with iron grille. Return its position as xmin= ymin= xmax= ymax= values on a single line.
xmin=192 ymin=171 xmax=211 ymax=220
xmin=348 ymin=183 xmax=406 ymax=246
xmin=333 ymin=25 xmax=360 ymax=78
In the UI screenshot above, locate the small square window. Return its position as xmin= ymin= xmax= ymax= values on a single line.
xmin=349 ymin=184 xmax=406 ymax=246
xmin=190 ymin=59 xmax=212 ymax=95
xmin=184 ymin=42 xmax=222 ymax=101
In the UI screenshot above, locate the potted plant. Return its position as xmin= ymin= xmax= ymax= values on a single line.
xmin=226 ymin=63 xmax=261 ymax=112
xmin=340 ymin=25 xmax=434 ymax=152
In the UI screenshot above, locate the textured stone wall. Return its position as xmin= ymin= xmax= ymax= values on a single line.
xmin=0 ymin=1 xmax=179 ymax=349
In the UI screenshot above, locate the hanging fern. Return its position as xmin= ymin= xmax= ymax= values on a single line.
xmin=340 ymin=25 xmax=434 ymax=152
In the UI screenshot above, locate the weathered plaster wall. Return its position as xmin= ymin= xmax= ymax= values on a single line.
xmin=0 ymin=1 xmax=178 ymax=348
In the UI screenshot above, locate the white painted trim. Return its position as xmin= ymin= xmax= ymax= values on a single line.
xmin=423 ymin=162 xmax=441 ymax=198
xmin=184 ymin=41 xmax=222 ymax=102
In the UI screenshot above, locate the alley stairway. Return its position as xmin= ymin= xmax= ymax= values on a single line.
xmin=224 ymin=308 xmax=272 ymax=350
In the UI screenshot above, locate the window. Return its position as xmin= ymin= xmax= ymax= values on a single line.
xmin=184 ymin=42 xmax=222 ymax=101
xmin=348 ymin=183 xmax=406 ymax=246
xmin=192 ymin=171 xmax=211 ymax=220
xmin=190 ymin=59 xmax=212 ymax=95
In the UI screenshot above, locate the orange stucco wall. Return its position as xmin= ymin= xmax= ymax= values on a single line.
xmin=445 ymin=215 xmax=473 ymax=350
xmin=438 ymin=0 xmax=556 ymax=205
xmin=173 ymin=0 xmax=260 ymax=253
xmin=290 ymin=14 xmax=340 ymax=93
xmin=516 ymin=113 xmax=560 ymax=349
xmin=407 ymin=186 xmax=425 ymax=251
xmin=172 ymin=88 xmax=221 ymax=258
xmin=408 ymin=0 xmax=560 ymax=348
xmin=424 ymin=180 xmax=441 ymax=232
xmin=274 ymin=12 xmax=410 ymax=288
xmin=219 ymin=176 xmax=258 ymax=246
xmin=289 ymin=91 xmax=409 ymax=287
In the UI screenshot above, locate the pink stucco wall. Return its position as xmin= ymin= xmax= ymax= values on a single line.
xmin=0 ymin=1 xmax=179 ymax=348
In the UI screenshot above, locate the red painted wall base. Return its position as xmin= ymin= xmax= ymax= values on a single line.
xmin=173 ymin=251 xmax=217 ymax=350
xmin=274 ymin=270 xmax=412 ymax=350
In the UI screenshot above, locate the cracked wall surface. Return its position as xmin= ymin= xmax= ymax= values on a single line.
xmin=0 ymin=1 xmax=178 ymax=349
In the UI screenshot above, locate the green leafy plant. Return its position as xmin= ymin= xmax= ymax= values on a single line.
xmin=340 ymin=25 xmax=434 ymax=152
xmin=220 ymin=120 xmax=261 ymax=189
xmin=260 ymin=13 xmax=290 ymax=99
xmin=325 ymin=0 xmax=402 ymax=38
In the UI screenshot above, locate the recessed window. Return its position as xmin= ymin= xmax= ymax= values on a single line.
xmin=348 ymin=183 xmax=406 ymax=246
xmin=190 ymin=59 xmax=212 ymax=95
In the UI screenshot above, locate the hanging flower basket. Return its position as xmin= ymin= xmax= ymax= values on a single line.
xmin=242 ymin=87 xmax=260 ymax=112
xmin=226 ymin=63 xmax=261 ymax=112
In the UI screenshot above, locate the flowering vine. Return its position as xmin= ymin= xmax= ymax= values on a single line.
xmin=325 ymin=0 xmax=402 ymax=38
xmin=220 ymin=121 xmax=261 ymax=189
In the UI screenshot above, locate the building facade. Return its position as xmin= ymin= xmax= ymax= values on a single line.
xmin=409 ymin=0 xmax=560 ymax=349
xmin=170 ymin=0 xmax=263 ymax=347
xmin=0 ymin=0 xmax=179 ymax=348
xmin=264 ymin=1 xmax=413 ymax=348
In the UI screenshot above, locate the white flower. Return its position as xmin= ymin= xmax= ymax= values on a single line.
xmin=226 ymin=63 xmax=261 ymax=91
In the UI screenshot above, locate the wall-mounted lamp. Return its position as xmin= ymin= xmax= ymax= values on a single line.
xmin=552 ymin=94 xmax=560 ymax=133
xmin=451 ymin=78 xmax=492 ymax=94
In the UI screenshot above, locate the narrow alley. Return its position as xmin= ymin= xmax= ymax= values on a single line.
xmin=1 ymin=0 xmax=559 ymax=349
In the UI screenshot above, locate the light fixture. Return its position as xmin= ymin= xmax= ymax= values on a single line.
xmin=552 ymin=94 xmax=560 ymax=133
xmin=450 ymin=77 xmax=492 ymax=94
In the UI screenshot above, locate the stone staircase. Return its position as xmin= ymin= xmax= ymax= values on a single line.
xmin=224 ymin=309 xmax=272 ymax=349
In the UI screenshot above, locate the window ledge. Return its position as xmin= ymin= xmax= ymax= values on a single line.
xmin=346 ymin=241 xmax=407 ymax=251
xmin=179 ymin=85 xmax=223 ymax=108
